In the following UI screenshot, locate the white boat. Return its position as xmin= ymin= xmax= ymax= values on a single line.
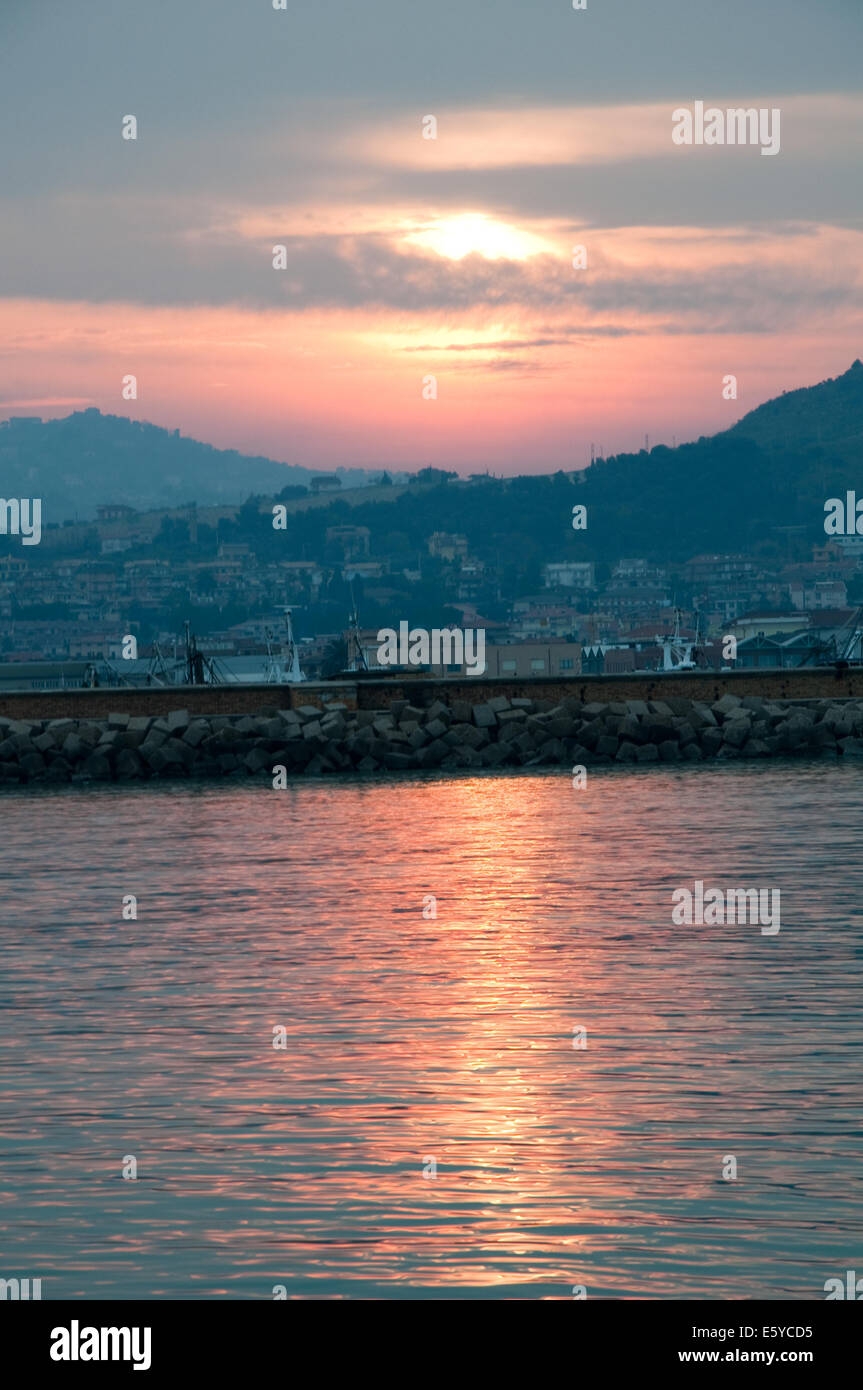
xmin=655 ymin=608 xmax=699 ymax=671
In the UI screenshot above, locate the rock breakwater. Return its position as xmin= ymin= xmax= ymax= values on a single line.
xmin=3 ymin=692 xmax=863 ymax=785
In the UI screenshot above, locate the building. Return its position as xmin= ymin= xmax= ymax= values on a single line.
xmin=73 ymin=563 xmax=120 ymax=605
xmin=0 ymin=661 xmax=92 ymax=690
xmin=601 ymin=647 xmax=637 ymax=674
xmin=67 ymin=629 xmax=128 ymax=660
xmin=0 ymin=554 xmax=28 ymax=582
xmin=734 ymin=609 xmax=863 ymax=668
xmin=325 ymin=525 xmax=370 ymax=559
xmin=456 ymin=560 xmax=485 ymax=601
xmin=510 ymin=605 xmax=579 ymax=640
xmin=788 ymin=578 xmax=848 ymax=611
xmin=484 ymin=640 xmax=581 ymax=678
xmin=96 ymin=504 xmax=138 ymax=523
xmin=735 ymin=634 xmax=787 ymax=669
xmin=543 ymin=561 xmax=595 ymax=591
xmin=351 ymin=631 xmax=581 ymax=678
xmin=684 ymin=553 xmax=760 ymax=586
xmin=342 ymin=561 xmax=384 ymax=581
xmin=808 ymin=609 xmax=863 ymax=662
xmin=603 ymin=583 xmax=672 ymax=617
xmin=613 ymin=558 xmax=662 ymax=580
xmin=730 ymin=611 xmax=806 ymax=642
xmin=427 ymin=532 xmax=468 ymax=562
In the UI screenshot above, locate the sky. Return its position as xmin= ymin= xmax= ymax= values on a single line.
xmin=1 ymin=0 xmax=861 ymax=473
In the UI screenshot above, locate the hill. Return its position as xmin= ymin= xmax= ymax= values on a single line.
xmin=252 ymin=359 xmax=863 ymax=569
xmin=725 ymin=358 xmax=863 ymax=462
xmin=3 ymin=361 xmax=861 ymax=557
xmin=0 ymin=409 xmax=374 ymax=520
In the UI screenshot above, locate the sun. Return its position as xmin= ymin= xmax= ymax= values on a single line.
xmin=404 ymin=213 xmax=551 ymax=261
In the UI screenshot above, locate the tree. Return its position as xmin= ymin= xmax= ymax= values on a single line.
xmin=321 ymin=636 xmax=348 ymax=676
xmin=416 ymin=466 xmax=457 ymax=485
xmin=155 ymin=517 xmax=191 ymax=551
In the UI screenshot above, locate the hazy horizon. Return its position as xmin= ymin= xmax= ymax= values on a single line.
xmin=5 ymin=353 xmax=863 ymax=488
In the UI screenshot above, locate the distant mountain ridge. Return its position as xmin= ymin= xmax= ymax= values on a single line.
xmin=554 ymin=358 xmax=863 ymax=559
xmin=281 ymin=359 xmax=863 ymax=568
xmin=725 ymin=358 xmax=863 ymax=461
xmin=0 ymin=408 xmax=376 ymax=521
xmin=2 ymin=362 xmax=861 ymax=540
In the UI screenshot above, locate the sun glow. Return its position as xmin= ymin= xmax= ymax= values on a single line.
xmin=404 ymin=214 xmax=552 ymax=261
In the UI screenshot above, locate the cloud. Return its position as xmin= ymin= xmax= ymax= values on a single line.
xmin=345 ymin=96 xmax=863 ymax=172
xmin=0 ymin=397 xmax=93 ymax=409
xmin=403 ymin=331 xmax=641 ymax=351
xmin=2 ymin=203 xmax=861 ymax=337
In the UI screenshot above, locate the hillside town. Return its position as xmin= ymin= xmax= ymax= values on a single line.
xmin=2 ymin=484 xmax=862 ymax=687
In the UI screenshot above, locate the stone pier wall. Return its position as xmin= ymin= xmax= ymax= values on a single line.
xmin=0 ymin=663 xmax=862 ymax=725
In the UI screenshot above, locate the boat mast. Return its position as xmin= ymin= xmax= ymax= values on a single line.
xmin=346 ymin=583 xmax=369 ymax=672
xmin=283 ymin=605 xmax=305 ymax=682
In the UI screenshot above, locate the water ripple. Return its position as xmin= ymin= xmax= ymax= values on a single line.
xmin=0 ymin=762 xmax=861 ymax=1298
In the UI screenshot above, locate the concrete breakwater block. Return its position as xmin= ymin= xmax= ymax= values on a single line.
xmin=1 ymin=694 xmax=863 ymax=785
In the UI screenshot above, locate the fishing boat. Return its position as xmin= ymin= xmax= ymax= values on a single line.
xmin=655 ymin=607 xmax=701 ymax=672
